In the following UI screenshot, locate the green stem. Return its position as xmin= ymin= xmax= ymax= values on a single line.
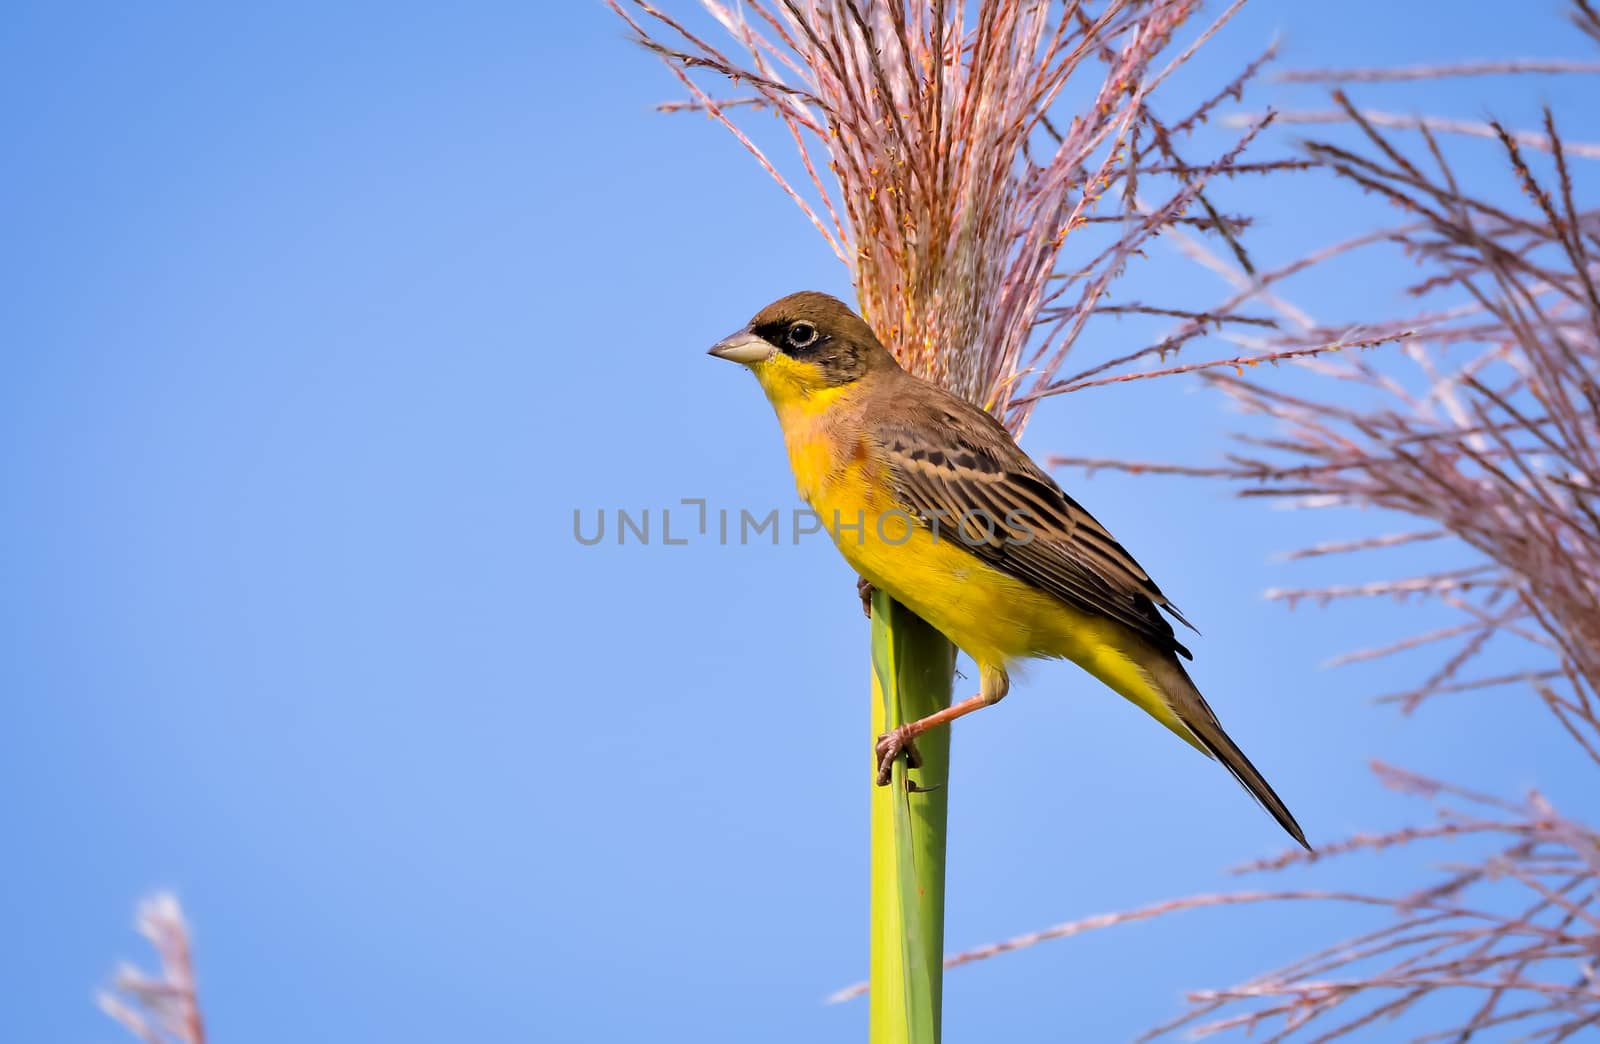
xmin=868 ymin=591 xmax=954 ymax=1044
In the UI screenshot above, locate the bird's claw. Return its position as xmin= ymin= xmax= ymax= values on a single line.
xmin=857 ymin=576 xmax=876 ymax=618
xmin=874 ymin=726 xmax=922 ymax=786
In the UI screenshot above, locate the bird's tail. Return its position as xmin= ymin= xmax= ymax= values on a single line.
xmin=1123 ymin=651 xmax=1310 ymax=850
xmin=1180 ymin=694 xmax=1310 ymax=850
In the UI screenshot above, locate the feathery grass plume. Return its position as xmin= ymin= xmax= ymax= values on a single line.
xmin=606 ymin=0 xmax=1314 ymax=423
xmin=840 ymin=762 xmax=1598 ymax=1041
xmin=607 ymin=1 xmax=1304 ymax=1037
xmin=99 ymin=893 xmax=207 ymax=1044
xmin=987 ymin=9 xmax=1600 ymax=1036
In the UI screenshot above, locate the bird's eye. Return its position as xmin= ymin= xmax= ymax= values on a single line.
xmin=786 ymin=322 xmax=818 ymax=349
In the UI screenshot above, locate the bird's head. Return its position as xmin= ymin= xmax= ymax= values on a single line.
xmin=708 ymin=291 xmax=899 ymax=404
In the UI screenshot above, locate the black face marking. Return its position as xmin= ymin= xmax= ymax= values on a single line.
xmin=740 ymin=293 xmax=903 ymax=383
xmin=754 ymin=319 xmax=823 ymax=357
xmin=752 ymin=317 xmax=872 ymax=385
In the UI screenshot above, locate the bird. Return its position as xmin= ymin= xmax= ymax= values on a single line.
xmin=707 ymin=290 xmax=1308 ymax=849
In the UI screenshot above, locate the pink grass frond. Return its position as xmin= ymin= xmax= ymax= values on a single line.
xmin=1275 ymin=59 xmax=1600 ymax=84
xmin=98 ymin=894 xmax=206 ymax=1044
xmin=925 ymin=767 xmax=1600 ymax=1041
xmin=1035 ymin=11 xmax=1600 ymax=1037
xmin=1226 ymin=108 xmax=1600 ymax=160
xmin=613 ymin=0 xmax=1284 ymax=432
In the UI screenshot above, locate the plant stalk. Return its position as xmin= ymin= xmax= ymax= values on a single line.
xmin=869 ymin=590 xmax=955 ymax=1043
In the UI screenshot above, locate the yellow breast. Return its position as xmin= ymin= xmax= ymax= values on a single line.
xmin=751 ymin=362 xmax=1184 ymax=742
xmin=773 ymin=396 xmax=1094 ymax=670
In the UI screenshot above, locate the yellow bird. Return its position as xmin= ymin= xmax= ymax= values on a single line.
xmin=709 ymin=291 xmax=1308 ymax=849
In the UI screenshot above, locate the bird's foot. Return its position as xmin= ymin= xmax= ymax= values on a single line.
xmin=857 ymin=576 xmax=876 ymax=618
xmin=874 ymin=725 xmax=922 ymax=786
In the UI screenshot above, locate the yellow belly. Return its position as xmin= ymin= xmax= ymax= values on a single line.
xmin=795 ymin=435 xmax=1108 ymax=666
xmin=788 ymin=423 xmax=1186 ymax=737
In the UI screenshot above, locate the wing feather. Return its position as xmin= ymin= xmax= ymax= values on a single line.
xmin=878 ymin=402 xmax=1194 ymax=659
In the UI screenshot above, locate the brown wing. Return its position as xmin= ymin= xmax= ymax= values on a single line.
xmin=876 ymin=394 xmax=1194 ymax=660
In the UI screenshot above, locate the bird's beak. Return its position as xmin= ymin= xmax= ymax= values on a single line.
xmin=707 ymin=330 xmax=773 ymax=366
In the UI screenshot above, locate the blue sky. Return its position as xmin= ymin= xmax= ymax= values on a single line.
xmin=4 ymin=2 xmax=1597 ymax=1041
